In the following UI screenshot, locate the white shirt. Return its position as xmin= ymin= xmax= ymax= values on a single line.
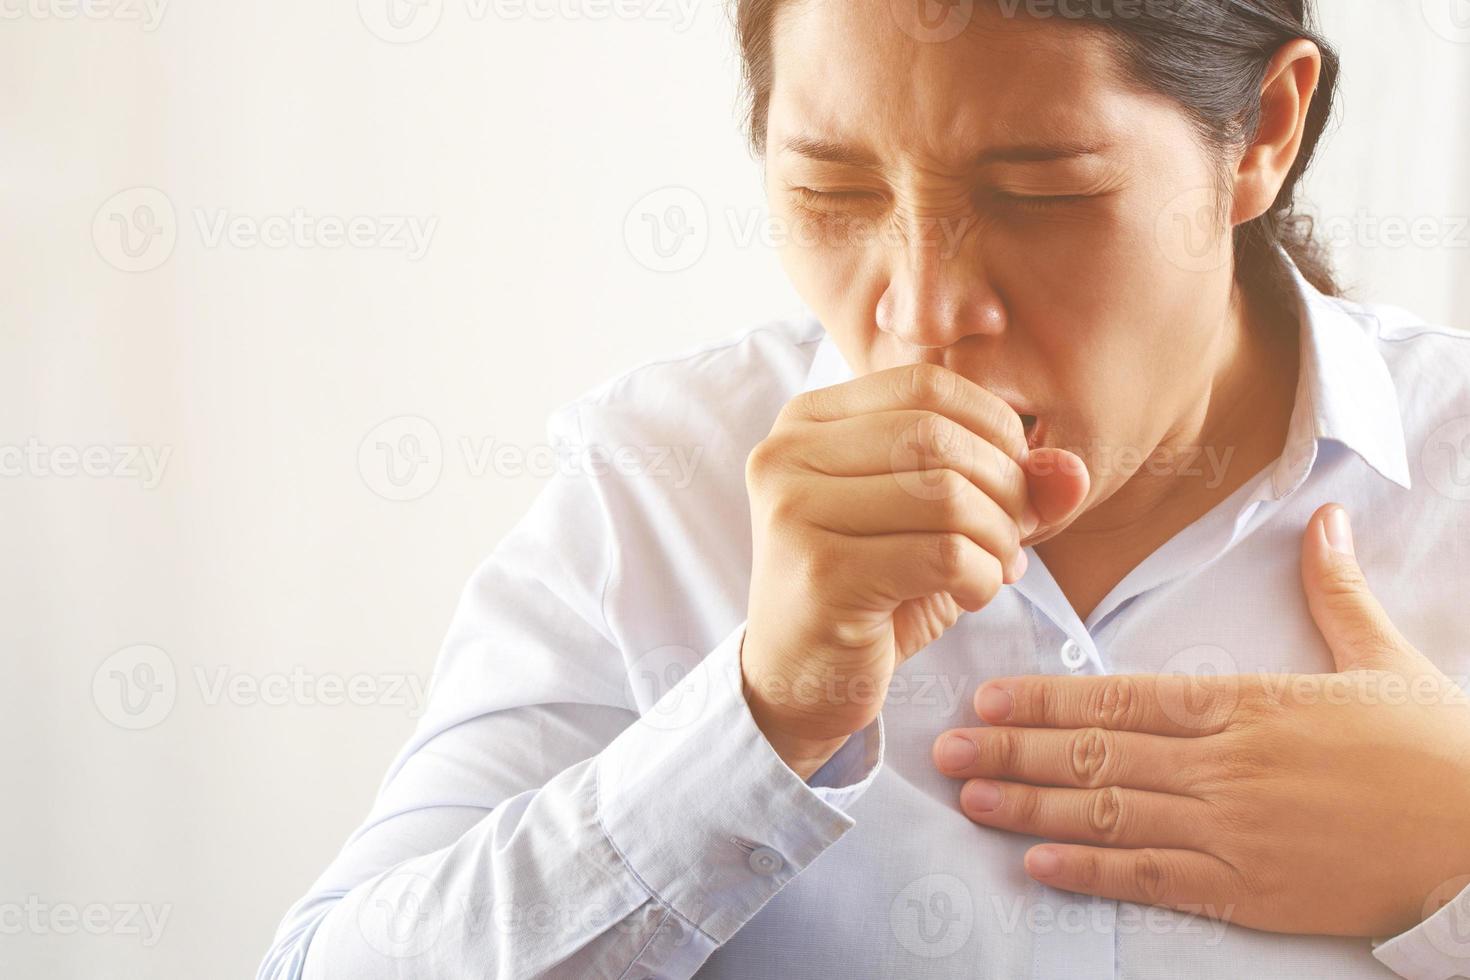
xmin=259 ymin=259 xmax=1470 ymax=980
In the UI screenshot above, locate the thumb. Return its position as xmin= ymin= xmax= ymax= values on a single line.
xmin=1300 ymin=503 xmax=1425 ymax=674
xmin=1023 ymin=448 xmax=1090 ymax=536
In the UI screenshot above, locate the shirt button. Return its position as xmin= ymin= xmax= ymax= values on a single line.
xmin=747 ymin=846 xmax=784 ymax=876
xmin=1060 ymin=639 xmax=1087 ymax=672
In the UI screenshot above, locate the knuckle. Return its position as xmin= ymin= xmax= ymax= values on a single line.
xmin=1131 ymin=849 xmax=1171 ymax=907
xmin=1088 ymin=676 xmax=1140 ymax=729
xmin=1316 ymin=561 xmax=1366 ymax=599
xmin=931 ymin=531 xmax=971 ymax=579
xmin=1066 ymin=728 xmax=1112 ymax=788
xmin=745 ymin=436 xmax=789 ymax=490
xmin=1085 ymin=786 xmax=1125 ymax=842
xmin=1072 ymin=848 xmax=1102 ymax=888
xmin=1017 ymin=681 xmax=1054 ymax=728
xmin=777 ymin=390 xmax=818 ymax=425
xmin=931 ymin=469 xmax=971 ymax=511
xmin=901 ymin=362 xmax=956 ymax=407
xmin=763 ymin=482 xmax=809 ymax=529
xmin=1011 ymin=784 xmax=1043 ymax=825
xmin=985 ymin=727 xmax=1023 ymax=775
xmin=915 ymin=412 xmax=967 ymax=470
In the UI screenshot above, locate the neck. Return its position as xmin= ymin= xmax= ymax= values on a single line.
xmin=1037 ymin=281 xmax=1301 ymax=619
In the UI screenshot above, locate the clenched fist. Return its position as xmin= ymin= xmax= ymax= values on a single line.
xmin=740 ymin=363 xmax=1089 ymax=778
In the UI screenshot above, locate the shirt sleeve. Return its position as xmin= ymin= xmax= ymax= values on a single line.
xmin=255 ymin=398 xmax=884 ymax=980
xmin=1371 ymin=882 xmax=1470 ymax=980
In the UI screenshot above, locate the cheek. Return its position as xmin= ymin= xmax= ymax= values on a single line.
xmin=994 ymin=193 xmax=1216 ymax=367
xmin=771 ymin=203 xmax=885 ymax=330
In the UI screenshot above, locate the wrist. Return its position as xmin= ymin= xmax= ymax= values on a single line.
xmin=742 ymin=673 xmax=851 ymax=780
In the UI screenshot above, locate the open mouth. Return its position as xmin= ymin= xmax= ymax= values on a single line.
xmin=1020 ymin=414 xmax=1041 ymax=451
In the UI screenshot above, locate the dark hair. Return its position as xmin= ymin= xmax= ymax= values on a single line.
xmin=732 ymin=0 xmax=1341 ymax=307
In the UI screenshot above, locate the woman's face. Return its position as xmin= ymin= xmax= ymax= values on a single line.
xmin=765 ymin=1 xmax=1245 ymax=514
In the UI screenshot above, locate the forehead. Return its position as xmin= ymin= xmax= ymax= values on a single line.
xmin=767 ymin=0 xmax=1143 ymax=165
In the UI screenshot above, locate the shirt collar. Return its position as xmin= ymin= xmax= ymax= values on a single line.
xmin=1276 ymin=251 xmax=1412 ymax=491
xmin=796 ymin=252 xmax=1412 ymax=493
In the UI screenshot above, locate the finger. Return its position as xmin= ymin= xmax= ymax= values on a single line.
xmin=1300 ymin=503 xmax=1433 ymax=675
xmin=1022 ymin=844 xmax=1239 ymax=915
xmin=933 ymin=725 xmax=1199 ymax=794
xmin=823 ymin=530 xmax=1005 ymax=613
xmin=975 ymin=674 xmax=1240 ymax=737
xmin=1022 ymin=447 xmax=1090 ymax=532
xmin=795 ymin=472 xmax=1026 ymax=582
xmin=785 ymin=363 xmax=1030 ymax=463
xmin=957 ymin=780 xmax=1206 ymax=849
xmin=795 ymin=409 xmax=1030 ymax=522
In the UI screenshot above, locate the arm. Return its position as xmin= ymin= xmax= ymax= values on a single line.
xmin=257 ymin=402 xmax=881 ymax=980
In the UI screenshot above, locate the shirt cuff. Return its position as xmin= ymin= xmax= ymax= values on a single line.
xmin=1372 ymin=880 xmax=1470 ymax=979
xmin=595 ymin=619 xmax=883 ymax=946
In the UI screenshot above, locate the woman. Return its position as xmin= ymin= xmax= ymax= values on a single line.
xmin=260 ymin=2 xmax=1470 ymax=977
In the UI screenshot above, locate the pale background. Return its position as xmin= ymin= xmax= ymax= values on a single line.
xmin=2 ymin=2 xmax=1466 ymax=977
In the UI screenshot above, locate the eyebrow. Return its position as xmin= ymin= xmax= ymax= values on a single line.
xmin=779 ymin=133 xmax=1112 ymax=168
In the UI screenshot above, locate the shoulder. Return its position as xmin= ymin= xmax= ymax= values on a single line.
xmin=1352 ymin=297 xmax=1470 ymax=401
xmin=1333 ymin=295 xmax=1470 ymax=499
xmin=1326 ymin=294 xmax=1470 ymax=423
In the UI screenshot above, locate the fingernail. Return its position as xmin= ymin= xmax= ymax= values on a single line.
xmin=1007 ymin=549 xmax=1029 ymax=583
xmin=1027 ymin=847 xmax=1062 ymax=878
xmin=977 ymin=685 xmax=1012 ymax=722
xmin=1325 ymin=507 xmax=1354 ymax=556
xmin=962 ymin=780 xmax=1003 ymax=813
xmin=938 ymin=735 xmax=977 ymax=771
xmin=1021 ymin=504 xmax=1040 ymax=536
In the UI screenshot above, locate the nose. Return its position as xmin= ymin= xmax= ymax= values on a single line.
xmin=875 ymin=240 xmax=1005 ymax=349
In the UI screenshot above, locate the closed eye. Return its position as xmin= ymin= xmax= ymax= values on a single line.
xmin=791 ymin=186 xmax=888 ymax=211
